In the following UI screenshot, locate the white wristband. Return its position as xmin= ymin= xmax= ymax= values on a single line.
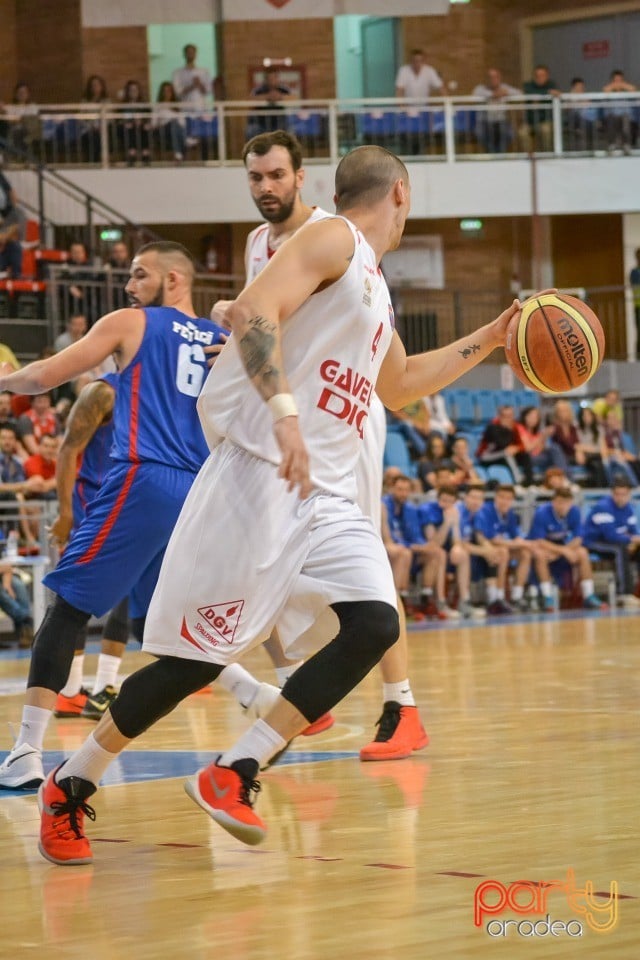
xmin=267 ymin=393 xmax=298 ymax=421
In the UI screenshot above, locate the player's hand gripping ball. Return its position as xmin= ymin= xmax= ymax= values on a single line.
xmin=505 ymin=293 xmax=605 ymax=394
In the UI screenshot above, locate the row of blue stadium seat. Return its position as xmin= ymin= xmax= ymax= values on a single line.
xmin=442 ymin=388 xmax=541 ymax=427
xmin=361 ymin=109 xmax=476 ymax=139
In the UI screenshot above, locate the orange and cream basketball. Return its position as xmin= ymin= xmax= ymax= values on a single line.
xmin=504 ymin=293 xmax=605 ymax=394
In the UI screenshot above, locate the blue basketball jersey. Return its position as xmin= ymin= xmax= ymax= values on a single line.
xmin=76 ymin=372 xmax=119 ymax=493
xmin=110 ymin=308 xmax=226 ymax=472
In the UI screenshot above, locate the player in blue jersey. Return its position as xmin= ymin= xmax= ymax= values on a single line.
xmin=457 ymin=484 xmax=512 ymax=614
xmin=583 ymin=478 xmax=640 ymax=607
xmin=48 ymin=373 xmax=131 ymax=721
xmin=528 ymin=487 xmax=605 ymax=612
xmin=0 ymin=240 xmax=226 ymax=790
xmin=473 ymin=483 xmax=533 ymax=612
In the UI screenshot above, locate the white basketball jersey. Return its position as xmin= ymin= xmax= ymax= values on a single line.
xmin=354 ymin=392 xmax=386 ymax=531
xmin=198 ymin=215 xmax=395 ymax=500
xmin=245 ymin=206 xmax=329 ymax=284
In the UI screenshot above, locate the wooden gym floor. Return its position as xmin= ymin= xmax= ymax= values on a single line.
xmin=0 ymin=608 xmax=638 ymax=960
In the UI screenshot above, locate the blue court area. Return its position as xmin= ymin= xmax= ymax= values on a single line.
xmin=0 ymin=749 xmax=359 ymax=797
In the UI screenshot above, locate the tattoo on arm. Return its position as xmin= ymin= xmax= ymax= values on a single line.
xmin=458 ymin=343 xmax=481 ymax=359
xmin=238 ymin=315 xmax=285 ymax=398
xmin=63 ymin=383 xmax=114 ymax=451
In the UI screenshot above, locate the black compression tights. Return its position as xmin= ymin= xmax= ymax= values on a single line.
xmin=280 ymin=600 xmax=399 ymax=723
xmin=28 ymin=596 xmax=91 ymax=691
xmin=110 ymin=656 xmax=224 ymax=739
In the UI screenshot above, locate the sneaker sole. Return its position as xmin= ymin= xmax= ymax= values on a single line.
xmin=53 ymin=711 xmax=88 ymax=719
xmin=36 ymin=781 xmax=93 ymax=865
xmin=360 ymin=731 xmax=429 ymax=763
xmin=301 ymin=714 xmax=335 ymax=736
xmin=184 ymin=774 xmax=266 ymax=846
xmin=0 ymin=775 xmax=44 ymax=790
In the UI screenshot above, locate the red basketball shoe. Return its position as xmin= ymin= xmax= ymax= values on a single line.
xmin=301 ymin=712 xmax=335 ymax=736
xmin=360 ymin=701 xmax=429 ymax=762
xmin=184 ymin=758 xmax=267 ymax=845
xmin=54 ymin=688 xmax=89 ymax=718
xmin=38 ymin=766 xmax=96 ymax=865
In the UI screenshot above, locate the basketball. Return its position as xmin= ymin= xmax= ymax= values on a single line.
xmin=504 ymin=293 xmax=605 ymax=394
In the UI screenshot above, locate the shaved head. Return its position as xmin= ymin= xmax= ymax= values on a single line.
xmin=136 ymin=241 xmax=195 ymax=283
xmin=335 ymin=146 xmax=409 ymax=213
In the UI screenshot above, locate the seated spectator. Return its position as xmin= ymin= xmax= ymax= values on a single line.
xmin=564 ymin=77 xmax=600 ymax=152
xmin=248 ymin=66 xmax=293 ymax=137
xmin=16 ymin=392 xmax=60 ymax=456
xmin=592 ymin=388 xmax=623 ymax=424
xmin=54 ymin=313 xmax=88 ymax=353
xmin=417 ymin=434 xmax=450 ymax=491
xmin=422 ymin=392 xmax=455 ymax=442
xmin=476 ymin=404 xmax=534 ymax=486
xmin=528 ymin=487 xmax=604 ymax=611
xmin=549 ymin=399 xmax=583 ymax=474
xmin=458 ymin=483 xmax=512 ymax=614
xmin=22 ymin=433 xmax=58 ymax=543
xmin=118 ymin=80 xmax=151 ymax=166
xmin=3 ymin=82 xmax=40 ymax=155
xmin=0 ymin=561 xmax=33 ymax=648
xmin=381 ymin=474 xmax=444 ymax=614
xmin=153 ymin=81 xmax=187 ymax=162
xmin=449 ymin=436 xmax=482 ymax=488
xmin=583 ymin=478 xmax=640 ymax=608
xmin=576 ymin=405 xmax=608 ymax=487
xmin=387 ymin=401 xmax=431 ymax=459
xmin=538 ymin=465 xmax=580 ymax=499
xmin=603 ymin=409 xmax=640 ymax=485
xmin=602 ymin=69 xmax=636 ymax=155
xmin=0 ymin=164 xmax=23 ymax=279
xmin=81 ymin=74 xmax=110 ymax=162
xmin=0 ymin=424 xmax=34 ymax=544
xmin=472 ymin=67 xmax=520 ymax=153
xmin=418 ymin=484 xmax=485 ymax=619
xmin=516 ymin=405 xmax=564 ymax=479
xmin=382 ymin=465 xmax=403 ymax=493
xmin=473 ymin=483 xmax=533 ymax=611
xmin=518 ymin=64 xmax=561 ymax=153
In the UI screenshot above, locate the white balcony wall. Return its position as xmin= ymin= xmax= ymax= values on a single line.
xmin=11 ymin=158 xmax=640 ymax=227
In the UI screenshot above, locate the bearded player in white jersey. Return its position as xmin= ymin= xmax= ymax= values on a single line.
xmin=37 ymin=144 xmax=526 ymax=862
xmin=215 ymin=130 xmax=427 ymax=761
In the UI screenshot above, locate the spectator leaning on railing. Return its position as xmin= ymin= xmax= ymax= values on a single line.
xmin=518 ymin=65 xmax=561 ymax=153
xmin=472 ymin=67 xmax=520 ymax=153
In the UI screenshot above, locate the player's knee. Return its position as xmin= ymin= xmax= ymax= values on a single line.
xmin=353 ymin=601 xmax=399 ymax=658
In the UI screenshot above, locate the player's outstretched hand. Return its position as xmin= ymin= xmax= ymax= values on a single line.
xmin=48 ymin=513 xmax=73 ymax=548
xmin=273 ymin=416 xmax=312 ymax=499
xmin=203 ymin=334 xmax=228 ymax=368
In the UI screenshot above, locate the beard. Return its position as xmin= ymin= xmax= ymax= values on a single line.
xmin=255 ymin=194 xmax=296 ymax=224
xmin=129 ymin=282 xmax=164 ymax=308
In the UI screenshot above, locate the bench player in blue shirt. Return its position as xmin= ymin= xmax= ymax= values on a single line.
xmin=583 ymin=478 xmax=640 ymax=607
xmin=528 ymin=487 xmax=604 ymax=612
xmin=0 ymin=241 xmax=226 ymax=789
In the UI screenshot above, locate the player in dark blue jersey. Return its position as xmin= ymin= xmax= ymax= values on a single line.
xmin=528 ymin=487 xmax=604 ymax=612
xmin=48 ymin=373 xmax=131 ymax=721
xmin=583 ymin=478 xmax=640 ymax=607
xmin=473 ymin=483 xmax=533 ymax=612
xmin=0 ymin=241 xmax=226 ymax=790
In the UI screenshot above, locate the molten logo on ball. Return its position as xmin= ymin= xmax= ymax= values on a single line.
xmin=504 ymin=293 xmax=605 ymax=395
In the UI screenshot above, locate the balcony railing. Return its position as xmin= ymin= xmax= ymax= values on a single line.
xmin=2 ymin=92 xmax=640 ymax=167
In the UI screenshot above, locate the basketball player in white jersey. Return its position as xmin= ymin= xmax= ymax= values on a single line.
xmin=38 ymin=145 xmax=526 ymax=862
xmin=216 ymin=130 xmax=426 ymax=761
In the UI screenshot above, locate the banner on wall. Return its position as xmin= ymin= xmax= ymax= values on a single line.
xmin=221 ymin=0 xmax=450 ymax=19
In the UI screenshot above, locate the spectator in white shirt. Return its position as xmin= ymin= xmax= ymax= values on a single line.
xmin=171 ymin=44 xmax=213 ymax=113
xmin=395 ymin=49 xmax=443 ymax=103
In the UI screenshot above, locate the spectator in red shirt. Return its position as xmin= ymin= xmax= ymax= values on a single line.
xmin=22 ymin=434 xmax=58 ymax=546
xmin=16 ymin=392 xmax=60 ymax=456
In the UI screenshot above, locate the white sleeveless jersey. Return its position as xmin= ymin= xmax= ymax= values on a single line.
xmin=354 ymin=392 xmax=386 ymax=531
xmin=245 ymin=206 xmax=329 ymax=283
xmin=198 ymin=215 xmax=395 ymax=500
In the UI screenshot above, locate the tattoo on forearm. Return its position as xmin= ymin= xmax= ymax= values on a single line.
xmin=458 ymin=343 xmax=481 ymax=359
xmin=239 ymin=315 xmax=282 ymax=394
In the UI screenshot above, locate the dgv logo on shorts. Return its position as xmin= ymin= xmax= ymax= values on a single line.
xmin=196 ymin=601 xmax=244 ymax=644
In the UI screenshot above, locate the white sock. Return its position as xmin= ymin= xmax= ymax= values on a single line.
xmin=581 ymin=579 xmax=594 ymax=598
xmin=92 ymin=654 xmax=121 ymax=694
xmin=511 ymin=585 xmax=524 ymax=601
xmin=217 ymin=663 xmax=261 ymax=709
xmin=275 ymin=664 xmax=300 ymax=686
xmin=59 ymin=654 xmax=84 ymax=697
xmin=15 ymin=705 xmax=51 ymax=751
xmin=219 ymin=719 xmax=287 ymax=769
xmin=539 ymin=581 xmax=553 ymax=597
xmin=58 ymin=732 xmax=120 ymax=787
xmin=487 ymin=584 xmax=499 ymax=603
xmin=383 ymin=680 xmax=415 ymax=707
